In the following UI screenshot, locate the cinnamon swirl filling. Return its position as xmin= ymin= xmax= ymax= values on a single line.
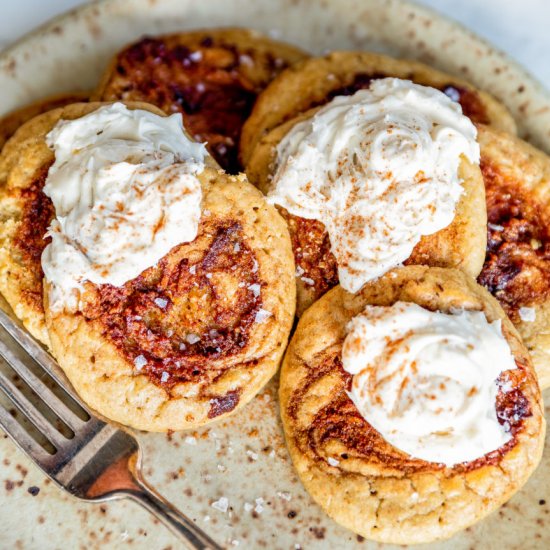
xmin=12 ymin=165 xmax=53 ymax=313
xmin=478 ymin=159 xmax=550 ymax=321
xmin=12 ymin=172 xmax=264 ymax=396
xmin=101 ymin=36 xmax=297 ymax=173
xmin=287 ymin=346 xmax=531 ymax=474
xmin=279 ymin=209 xmax=338 ymax=302
xmin=82 ymin=219 xmax=263 ymax=390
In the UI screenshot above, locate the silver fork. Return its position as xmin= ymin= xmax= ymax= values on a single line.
xmin=0 ymin=306 xmax=222 ymax=550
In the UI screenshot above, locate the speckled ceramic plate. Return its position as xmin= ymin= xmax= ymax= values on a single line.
xmin=0 ymin=1 xmax=549 ymax=549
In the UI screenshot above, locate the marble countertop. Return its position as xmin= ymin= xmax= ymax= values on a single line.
xmin=0 ymin=0 xmax=549 ymax=90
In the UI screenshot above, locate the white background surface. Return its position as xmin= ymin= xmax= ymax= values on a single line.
xmin=0 ymin=0 xmax=549 ymax=90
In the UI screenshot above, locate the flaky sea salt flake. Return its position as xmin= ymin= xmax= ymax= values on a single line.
xmin=154 ymin=297 xmax=168 ymax=309
xmin=134 ymin=355 xmax=147 ymax=371
xmin=519 ymin=307 xmax=536 ymax=322
xmin=255 ymin=309 xmax=272 ymax=324
xmin=254 ymin=497 xmax=265 ymax=514
xmin=186 ymin=333 xmax=201 ymax=344
xmin=211 ymin=497 xmax=229 ymax=513
xmin=239 ymin=54 xmax=254 ymax=66
xmin=248 ymin=283 xmax=261 ymax=297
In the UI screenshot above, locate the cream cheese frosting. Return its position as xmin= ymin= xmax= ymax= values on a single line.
xmin=267 ymin=78 xmax=480 ymax=293
xmin=41 ymin=103 xmax=206 ymax=311
xmin=341 ymin=301 xmax=517 ymax=466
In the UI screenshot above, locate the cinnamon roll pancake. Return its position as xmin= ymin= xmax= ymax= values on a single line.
xmin=32 ymin=103 xmax=294 ymax=431
xmin=0 ymin=102 xmax=145 ymax=346
xmin=0 ymin=92 xmax=89 ymax=151
xmin=240 ymin=51 xmax=516 ymax=167
xmin=477 ymin=125 xmax=550 ymax=390
xmin=247 ymin=78 xmax=486 ymax=315
xmin=94 ymin=29 xmax=307 ymax=173
xmin=279 ymin=266 xmax=544 ymax=544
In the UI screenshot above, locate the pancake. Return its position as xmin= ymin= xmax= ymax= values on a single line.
xmin=240 ymin=51 xmax=516 ymax=167
xmin=94 ymin=28 xmax=307 ymax=173
xmin=246 ymin=108 xmax=486 ymax=316
xmin=477 ymin=125 xmax=550 ymax=390
xmin=45 ymin=167 xmax=295 ymax=431
xmin=279 ymin=265 xmax=544 ymax=544
xmin=0 ymin=101 xmax=295 ymax=430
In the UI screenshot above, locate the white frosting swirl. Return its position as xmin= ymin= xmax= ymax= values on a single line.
xmin=342 ymin=302 xmax=516 ymax=466
xmin=268 ymin=78 xmax=480 ymax=293
xmin=42 ymin=103 xmax=207 ymax=311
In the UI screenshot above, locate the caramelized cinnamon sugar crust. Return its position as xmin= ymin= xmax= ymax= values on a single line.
xmin=82 ymin=219 xmax=261 ymax=396
xmin=12 ymin=165 xmax=53 ymax=314
xmin=288 ymin=344 xmax=530 ymax=476
xmin=97 ymin=32 xmax=305 ymax=173
xmin=478 ymin=160 xmax=550 ymax=322
xmin=280 ymin=209 xmax=338 ymax=304
xmin=440 ymin=85 xmax=490 ymax=125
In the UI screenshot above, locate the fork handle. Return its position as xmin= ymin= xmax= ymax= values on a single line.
xmin=127 ymin=480 xmax=222 ymax=550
